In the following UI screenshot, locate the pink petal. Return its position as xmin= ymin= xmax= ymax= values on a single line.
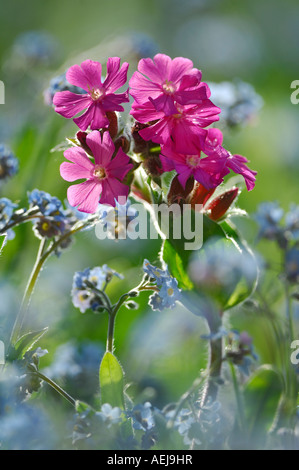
xmin=63 ymin=147 xmax=94 ymax=169
xmin=90 ymin=103 xmax=109 ymax=129
xmin=151 ymin=93 xmax=178 ymax=115
xmin=168 ymin=57 xmax=193 ymax=84
xmin=226 ymin=154 xmax=257 ymax=191
xmin=53 ymin=91 xmax=91 ymax=118
xmin=73 ymin=106 xmax=94 ymax=131
xmin=80 ymin=60 xmax=102 ymax=89
xmin=130 ymin=100 xmax=164 ymax=123
xmin=67 ymin=180 xmax=102 ymax=213
xmin=160 ymin=154 xmax=175 ymax=172
xmin=178 ymin=69 xmax=202 ymax=90
xmin=103 ymin=58 xmax=129 ymax=93
xmin=60 ymin=161 xmax=91 ymax=182
xmin=176 ymin=167 xmax=193 ymax=189
xmin=138 ymin=54 xmax=171 ymax=83
xmin=107 ymin=149 xmax=133 ymax=180
xmin=100 ymin=178 xmax=129 ymax=206
xmin=102 ymin=91 xmax=129 ymax=112
xmin=175 ymin=84 xmax=209 ymax=106
xmin=86 ymin=130 xmax=114 ymax=166
xmin=129 ymin=72 xmax=161 ymax=103
xmin=66 ymin=64 xmax=90 ymax=91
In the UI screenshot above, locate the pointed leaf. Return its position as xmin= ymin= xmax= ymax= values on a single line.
xmin=99 ymin=352 xmax=125 ymax=409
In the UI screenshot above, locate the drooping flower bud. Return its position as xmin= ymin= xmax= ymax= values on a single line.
xmin=205 ymin=187 xmax=239 ymax=221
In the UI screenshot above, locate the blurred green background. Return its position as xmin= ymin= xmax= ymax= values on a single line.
xmin=0 ymin=0 xmax=298 ymax=410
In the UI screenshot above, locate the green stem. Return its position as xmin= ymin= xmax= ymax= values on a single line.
xmin=10 ymin=222 xmax=87 ymax=347
xmin=201 ymin=313 xmax=223 ymax=406
xmin=10 ymin=237 xmax=47 ymax=346
xmin=107 ymin=310 xmax=117 ymax=353
xmin=229 ymin=360 xmax=246 ymax=432
xmin=32 ymin=371 xmax=76 ymax=407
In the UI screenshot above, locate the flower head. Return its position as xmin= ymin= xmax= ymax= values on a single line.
xmin=60 ymin=130 xmax=133 ymax=213
xmin=53 ymin=58 xmax=129 ymax=131
xmin=131 ymin=99 xmax=220 ymax=154
xmin=129 ymin=53 xmax=210 ymax=115
xmin=0 ymin=144 xmax=19 ymax=181
xmin=160 ymin=130 xmax=228 ymax=190
xmin=0 ymin=198 xmax=18 ymax=231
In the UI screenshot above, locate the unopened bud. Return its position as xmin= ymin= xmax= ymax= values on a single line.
xmin=206 ymin=187 xmax=239 ymax=221
xmin=106 ymin=111 xmax=118 ymax=139
xmin=188 ymin=183 xmax=215 ymax=208
xmin=167 ymin=175 xmax=194 ymax=206
xmin=76 ymin=131 xmax=92 ymax=154
xmin=114 ymin=135 xmax=130 ymax=154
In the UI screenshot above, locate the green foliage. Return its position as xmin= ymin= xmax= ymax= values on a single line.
xmin=99 ymin=352 xmax=125 ymax=409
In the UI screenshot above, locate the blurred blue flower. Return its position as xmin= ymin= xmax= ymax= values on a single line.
xmin=44 ymin=73 xmax=86 ymax=106
xmin=0 ymin=144 xmax=19 ymax=181
xmin=285 ymin=204 xmax=299 ymax=241
xmin=43 ymin=341 xmax=104 ymax=402
xmin=99 ymin=199 xmax=138 ymax=240
xmin=127 ymin=402 xmax=155 ymax=431
xmin=285 ymin=247 xmax=299 ymax=283
xmin=254 ymin=201 xmax=284 ymax=240
xmin=188 ymin=239 xmax=257 ymax=293
xmin=12 ymin=30 xmax=59 ymax=66
xmin=208 ymin=80 xmax=263 ymax=128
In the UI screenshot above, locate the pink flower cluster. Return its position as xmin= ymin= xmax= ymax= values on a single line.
xmin=53 ymin=54 xmax=257 ymax=213
xmin=129 ymin=54 xmax=256 ymax=191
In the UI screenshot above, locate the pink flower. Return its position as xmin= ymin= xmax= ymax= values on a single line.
xmin=131 ymin=100 xmax=221 ymax=154
xmin=160 ymin=132 xmax=228 ymax=190
xmin=160 ymin=127 xmax=257 ymax=191
xmin=60 ymin=131 xmax=133 ymax=213
xmin=53 ymin=58 xmax=129 ymax=131
xmin=225 ymin=153 xmax=257 ymax=191
xmin=129 ymin=53 xmax=210 ymax=115
xmin=201 ymin=128 xmax=257 ymax=190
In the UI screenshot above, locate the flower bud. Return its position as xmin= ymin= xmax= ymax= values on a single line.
xmin=206 ymin=187 xmax=239 ymax=221
xmin=167 ymin=175 xmax=194 ymax=206
xmin=106 ymin=111 xmax=118 ymax=139
xmin=188 ymin=182 xmax=215 ymax=208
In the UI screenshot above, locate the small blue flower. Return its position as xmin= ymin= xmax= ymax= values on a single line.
xmin=96 ymin=404 xmax=123 ymax=427
xmin=0 ymin=198 xmax=18 ymax=231
xmin=71 ymin=265 xmax=123 ymax=313
xmin=0 ymin=144 xmax=19 ymax=181
xmin=127 ymin=402 xmax=155 ymax=431
xmin=28 ymin=189 xmax=63 ymax=216
xmin=143 ymin=259 xmax=169 ymax=286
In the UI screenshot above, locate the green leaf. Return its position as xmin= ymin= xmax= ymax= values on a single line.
xmin=99 ymin=352 xmax=125 ymax=409
xmin=161 ymin=212 xmax=258 ymax=312
xmin=10 ymin=327 xmax=48 ymax=360
xmin=243 ymin=366 xmax=283 ymax=446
